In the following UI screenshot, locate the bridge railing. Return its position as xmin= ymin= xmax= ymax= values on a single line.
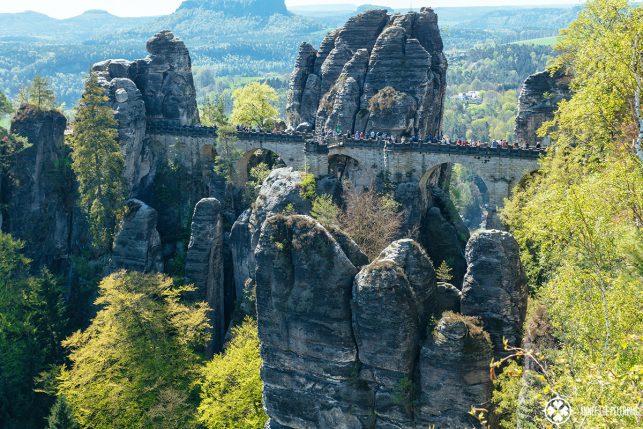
xmin=145 ymin=122 xmax=542 ymax=160
xmin=146 ymin=121 xmax=311 ymax=142
xmin=325 ymin=138 xmax=544 ymax=159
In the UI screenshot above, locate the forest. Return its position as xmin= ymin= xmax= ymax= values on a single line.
xmin=0 ymin=0 xmax=641 ymax=428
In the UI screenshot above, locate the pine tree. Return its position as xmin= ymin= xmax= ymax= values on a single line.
xmin=435 ymin=261 xmax=454 ymax=282
xmin=69 ymin=73 xmax=126 ymax=252
xmin=201 ymin=94 xmax=228 ymax=127
xmin=46 ymin=397 xmax=80 ymax=429
xmin=27 ymin=75 xmax=56 ymax=111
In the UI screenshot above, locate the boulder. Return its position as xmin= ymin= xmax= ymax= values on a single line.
xmin=461 ymin=230 xmax=529 ymax=356
xmin=112 ymin=199 xmax=163 ymax=273
xmin=185 ymin=198 xmax=224 ymax=353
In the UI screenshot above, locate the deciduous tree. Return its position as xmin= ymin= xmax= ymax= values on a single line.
xmin=230 ymin=82 xmax=279 ymax=129
xmin=58 ymin=271 xmax=210 ymax=429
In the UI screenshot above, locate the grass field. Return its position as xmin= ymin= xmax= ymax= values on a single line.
xmin=512 ymin=36 xmax=560 ymax=47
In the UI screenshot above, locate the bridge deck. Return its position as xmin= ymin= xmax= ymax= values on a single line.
xmin=146 ymin=123 xmax=544 ymax=160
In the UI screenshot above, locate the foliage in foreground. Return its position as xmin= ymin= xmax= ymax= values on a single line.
xmin=57 ymin=271 xmax=210 ymax=429
xmin=0 ymin=233 xmax=67 ymax=429
xmin=198 ymin=317 xmax=267 ymax=429
xmin=498 ymin=2 xmax=643 ymax=427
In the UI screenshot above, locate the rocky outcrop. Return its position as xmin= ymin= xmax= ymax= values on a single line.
xmin=230 ymin=167 xmax=312 ymax=306
xmin=92 ymin=30 xmax=200 ymax=197
xmin=461 ymin=230 xmax=529 ymax=356
xmin=112 ymin=199 xmax=163 ymax=273
xmin=255 ymin=215 xmax=509 ymax=428
xmin=2 ymin=106 xmax=77 ymax=267
xmin=515 ymin=68 xmax=571 ymax=147
xmin=417 ymin=312 xmax=492 ymax=428
xmin=255 ymin=215 xmax=366 ymax=428
xmin=185 ymin=198 xmax=224 ymax=353
xmin=286 ymin=8 xmax=447 ymax=138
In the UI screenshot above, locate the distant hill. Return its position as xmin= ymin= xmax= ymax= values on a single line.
xmin=0 ymin=1 xmax=579 ymax=107
xmin=178 ymin=0 xmax=289 ymax=17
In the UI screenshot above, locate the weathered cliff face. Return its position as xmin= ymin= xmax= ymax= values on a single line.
xmin=515 ymin=68 xmax=571 ymax=147
xmin=185 ymin=198 xmax=225 ymax=354
xmin=1 ymin=107 xmax=80 ymax=267
xmin=461 ymin=230 xmax=529 ymax=357
xmin=112 ymin=199 xmax=163 ymax=273
xmin=230 ymin=167 xmax=312 ymax=307
xmin=93 ymin=30 xmax=199 ymax=128
xmin=254 ymin=214 xmax=521 ymax=428
xmin=92 ymin=31 xmax=217 ymax=264
xmin=286 ymin=7 xmax=447 ymax=138
xmin=92 ymin=30 xmax=200 ymax=197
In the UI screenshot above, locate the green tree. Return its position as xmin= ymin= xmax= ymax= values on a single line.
xmin=24 ymin=75 xmax=57 ymax=111
xmin=198 ymin=317 xmax=267 ymax=429
xmin=496 ymin=2 xmax=643 ymax=426
xmin=58 ymin=271 xmax=210 ymax=429
xmin=311 ymin=194 xmax=340 ymax=227
xmin=245 ymin=161 xmax=270 ymax=203
xmin=230 ymin=82 xmax=279 ymax=129
xmin=435 ymin=261 xmax=454 ymax=283
xmin=0 ymin=233 xmax=68 ymax=428
xmin=69 ymin=74 xmax=126 ymax=251
xmin=46 ymin=397 xmax=80 ymax=429
xmin=0 ymin=91 xmax=11 ymax=115
xmin=200 ymin=94 xmax=228 ymax=127
xmin=214 ymin=124 xmax=242 ymax=184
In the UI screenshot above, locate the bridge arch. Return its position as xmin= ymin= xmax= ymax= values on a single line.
xmin=236 ymin=147 xmax=288 ymax=186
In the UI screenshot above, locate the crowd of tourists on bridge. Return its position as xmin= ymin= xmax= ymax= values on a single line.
xmin=320 ymin=128 xmax=543 ymax=150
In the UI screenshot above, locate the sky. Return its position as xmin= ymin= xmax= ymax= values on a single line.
xmin=0 ymin=0 xmax=584 ymax=19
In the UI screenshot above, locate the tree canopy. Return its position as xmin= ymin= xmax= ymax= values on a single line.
xmin=198 ymin=317 xmax=267 ymax=429
xmin=57 ymin=271 xmax=210 ymax=429
xmin=498 ymin=1 xmax=643 ymax=426
xmin=230 ymin=82 xmax=279 ymax=129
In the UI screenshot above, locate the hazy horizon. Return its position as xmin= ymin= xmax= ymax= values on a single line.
xmin=0 ymin=0 xmax=585 ymax=19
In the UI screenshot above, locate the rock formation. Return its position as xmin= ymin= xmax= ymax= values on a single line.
xmin=1 ymin=106 xmax=79 ymax=267
xmin=515 ymin=68 xmax=571 ymax=147
xmin=185 ymin=198 xmax=224 ymax=353
xmin=286 ymin=8 xmax=447 ymax=138
xmin=254 ymin=213 xmax=519 ymax=428
xmin=112 ymin=199 xmax=163 ymax=273
xmin=230 ymin=167 xmax=312 ymax=304
xmin=92 ymin=30 xmax=200 ymax=195
xmin=92 ymin=31 xmax=215 ymax=263
xmin=255 ymin=215 xmax=366 ymax=428
xmin=461 ymin=230 xmax=529 ymax=356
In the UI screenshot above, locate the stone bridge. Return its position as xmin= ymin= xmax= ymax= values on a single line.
xmin=146 ymin=122 xmax=541 ymax=212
